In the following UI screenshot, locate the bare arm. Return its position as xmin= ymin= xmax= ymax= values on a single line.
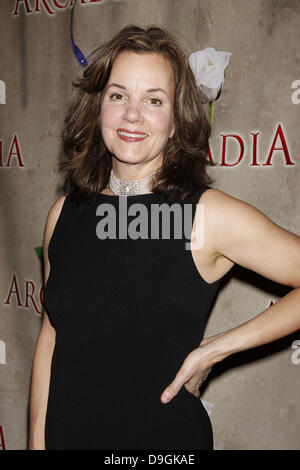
xmin=28 ymin=195 xmax=66 ymax=450
xmin=160 ymin=189 xmax=300 ymax=403
xmin=204 ymin=189 xmax=300 ymax=361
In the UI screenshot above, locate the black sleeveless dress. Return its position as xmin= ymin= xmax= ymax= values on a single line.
xmin=43 ymin=186 xmax=221 ymax=450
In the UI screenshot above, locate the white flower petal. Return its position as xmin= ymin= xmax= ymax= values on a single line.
xmin=189 ymin=47 xmax=232 ymax=102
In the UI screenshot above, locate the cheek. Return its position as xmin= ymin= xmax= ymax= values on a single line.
xmin=149 ymin=110 xmax=173 ymax=136
xmin=100 ymin=104 xmax=120 ymax=130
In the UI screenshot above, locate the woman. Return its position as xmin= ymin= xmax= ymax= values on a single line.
xmin=29 ymin=25 xmax=300 ymax=450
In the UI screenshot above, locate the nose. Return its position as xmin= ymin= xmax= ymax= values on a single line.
xmin=122 ymin=100 xmax=143 ymax=124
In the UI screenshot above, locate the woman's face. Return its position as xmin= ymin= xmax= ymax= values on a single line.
xmin=100 ymin=51 xmax=175 ymax=170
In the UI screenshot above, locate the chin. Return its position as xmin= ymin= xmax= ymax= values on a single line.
xmin=112 ymin=153 xmax=147 ymax=164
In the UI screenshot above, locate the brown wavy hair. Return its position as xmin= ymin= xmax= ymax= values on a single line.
xmin=60 ymin=25 xmax=216 ymax=203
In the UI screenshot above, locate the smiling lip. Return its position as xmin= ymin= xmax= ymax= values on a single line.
xmin=117 ymin=128 xmax=148 ymax=143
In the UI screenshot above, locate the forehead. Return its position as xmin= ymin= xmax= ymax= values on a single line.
xmin=108 ymin=51 xmax=174 ymax=90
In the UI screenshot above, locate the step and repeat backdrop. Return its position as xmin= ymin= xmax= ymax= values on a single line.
xmin=0 ymin=0 xmax=299 ymax=450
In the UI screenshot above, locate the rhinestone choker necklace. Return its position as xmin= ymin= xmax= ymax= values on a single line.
xmin=109 ymin=168 xmax=159 ymax=195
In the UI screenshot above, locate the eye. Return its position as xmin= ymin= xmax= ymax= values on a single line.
xmin=109 ymin=93 xmax=124 ymax=101
xmin=148 ymin=98 xmax=163 ymax=106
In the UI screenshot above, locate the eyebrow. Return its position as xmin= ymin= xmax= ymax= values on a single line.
xmin=106 ymin=83 xmax=168 ymax=97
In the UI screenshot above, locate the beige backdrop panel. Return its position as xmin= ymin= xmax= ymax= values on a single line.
xmin=0 ymin=0 xmax=299 ymax=450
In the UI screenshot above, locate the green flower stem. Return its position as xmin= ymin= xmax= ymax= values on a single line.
xmin=35 ymin=246 xmax=43 ymax=263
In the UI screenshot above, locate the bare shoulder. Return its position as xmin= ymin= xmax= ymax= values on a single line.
xmin=190 ymin=188 xmax=239 ymax=282
xmin=192 ymin=187 xmax=270 ymax=279
xmin=197 ymin=187 xmax=266 ymax=230
xmin=196 ymin=187 xmax=270 ymax=257
xmin=194 ymin=187 xmax=239 ymax=249
xmin=195 ymin=188 xmax=300 ymax=288
xmin=197 ymin=187 xmax=248 ymax=209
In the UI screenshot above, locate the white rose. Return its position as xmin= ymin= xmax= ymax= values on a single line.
xmin=188 ymin=47 xmax=232 ymax=103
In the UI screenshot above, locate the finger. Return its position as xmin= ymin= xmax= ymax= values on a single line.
xmin=160 ymin=371 xmax=189 ymax=404
xmin=160 ymin=387 xmax=176 ymax=404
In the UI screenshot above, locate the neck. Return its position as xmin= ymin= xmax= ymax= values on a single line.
xmin=111 ymin=162 xmax=162 ymax=182
xmin=109 ymin=167 xmax=160 ymax=196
